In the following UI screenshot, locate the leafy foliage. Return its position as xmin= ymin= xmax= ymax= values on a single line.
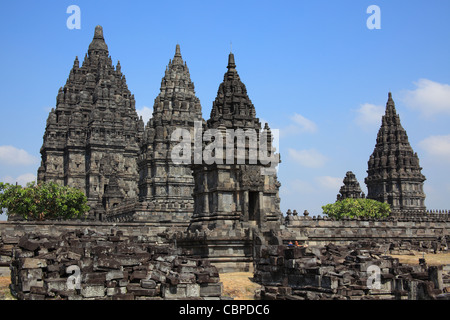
xmin=0 ymin=181 xmax=89 ymax=221
xmin=322 ymin=198 xmax=390 ymax=220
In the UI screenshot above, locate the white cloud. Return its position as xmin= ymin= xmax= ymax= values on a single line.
xmin=2 ymin=173 xmax=36 ymax=186
xmin=287 ymin=148 xmax=327 ymax=168
xmin=291 ymin=113 xmax=318 ymax=133
xmin=136 ymin=106 xmax=153 ymax=124
xmin=315 ymin=176 xmax=343 ymax=190
xmin=280 ymin=113 xmax=317 ymax=137
xmin=0 ymin=146 xmax=39 ymax=166
xmin=418 ymin=135 xmax=450 ymax=159
xmin=401 ymin=79 xmax=450 ymax=117
xmin=280 ymin=178 xmax=316 ymax=195
xmin=354 ymin=103 xmax=384 ymax=130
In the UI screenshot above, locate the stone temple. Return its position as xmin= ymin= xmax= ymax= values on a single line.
xmin=37 ymin=26 xmax=144 ymax=221
xmin=5 ymin=24 xmax=448 ymax=278
xmin=37 ymin=26 xmax=430 ymax=226
xmin=37 ymin=25 xmax=283 ymax=230
xmin=35 ymin=28 xmax=435 ymax=221
xmin=336 ymin=171 xmax=365 ymax=201
xmin=365 ymin=92 xmax=426 ymax=213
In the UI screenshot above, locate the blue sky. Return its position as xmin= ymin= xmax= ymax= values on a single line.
xmin=1 ymin=0 xmax=449 ymax=220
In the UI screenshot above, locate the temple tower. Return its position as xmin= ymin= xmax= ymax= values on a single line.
xmin=365 ymin=92 xmax=426 ymax=212
xmin=37 ymin=26 xmax=144 ymax=219
xmin=137 ymin=45 xmax=204 ymax=221
xmin=188 ymin=52 xmax=282 ymax=233
xmin=337 ymin=171 xmax=365 ymax=201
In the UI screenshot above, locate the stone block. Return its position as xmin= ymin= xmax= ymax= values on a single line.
xmin=113 ymin=254 xmax=141 ymax=266
xmin=200 ymin=283 xmax=222 ymax=297
xmin=112 ymin=293 xmax=135 ymax=300
xmin=150 ymin=270 xmax=166 ymax=283
xmin=179 ymin=272 xmax=196 ymax=283
xmin=106 ymin=270 xmax=125 ymax=281
xmin=82 ymin=272 xmax=106 ymax=285
xmin=140 ymin=279 xmax=157 ymax=289
xmin=130 ymin=270 xmax=148 ymax=282
xmin=126 ymin=283 xmax=158 ymax=297
xmin=18 ymin=237 xmax=40 ymax=252
xmin=195 ymin=272 xmax=210 ymax=283
xmin=186 ymin=283 xmax=200 ymax=297
xmin=162 ymin=284 xmax=187 ymax=299
xmin=67 ymin=251 xmax=82 ymax=260
xmin=45 ymin=278 xmax=68 ymax=292
xmin=81 ymin=284 xmax=105 ymax=298
xmin=20 ymin=270 xmax=44 ymax=292
xmin=21 ymin=258 xmax=47 ymax=269
xmin=95 ymin=258 xmax=121 ymax=270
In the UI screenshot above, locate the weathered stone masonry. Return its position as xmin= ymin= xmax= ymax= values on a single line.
xmin=6 ymin=229 xmax=223 ymax=300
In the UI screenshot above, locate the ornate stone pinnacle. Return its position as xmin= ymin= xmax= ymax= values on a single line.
xmin=227 ymin=52 xmax=236 ymax=70
xmin=94 ymin=25 xmax=104 ymax=39
xmin=175 ymin=44 xmax=181 ymax=57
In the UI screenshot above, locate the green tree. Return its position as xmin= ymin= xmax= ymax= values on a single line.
xmin=322 ymin=198 xmax=390 ymax=220
xmin=0 ymin=181 xmax=89 ymax=221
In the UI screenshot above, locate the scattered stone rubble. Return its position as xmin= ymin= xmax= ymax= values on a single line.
xmin=8 ymin=230 xmax=223 ymax=300
xmin=253 ymin=242 xmax=450 ymax=300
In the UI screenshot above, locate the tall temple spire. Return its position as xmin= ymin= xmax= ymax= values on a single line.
xmin=208 ymin=52 xmax=259 ymax=129
xmin=365 ymin=92 xmax=426 ymax=213
xmin=138 ymin=44 xmax=204 ymax=220
xmin=38 ymin=25 xmax=144 ymax=219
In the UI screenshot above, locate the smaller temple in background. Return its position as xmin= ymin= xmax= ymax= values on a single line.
xmin=337 ymin=171 xmax=365 ymax=201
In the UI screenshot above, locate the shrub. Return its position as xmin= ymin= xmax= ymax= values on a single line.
xmin=322 ymin=198 xmax=390 ymax=220
xmin=0 ymin=181 xmax=90 ymax=221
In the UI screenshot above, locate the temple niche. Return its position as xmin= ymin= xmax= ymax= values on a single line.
xmin=365 ymin=92 xmax=426 ymax=213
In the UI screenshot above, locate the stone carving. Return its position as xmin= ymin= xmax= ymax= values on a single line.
xmin=240 ymin=165 xmax=265 ymax=190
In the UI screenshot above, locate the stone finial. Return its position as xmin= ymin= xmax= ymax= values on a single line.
xmin=286 ymin=209 xmax=292 ymax=216
xmin=94 ymin=25 xmax=104 ymax=39
xmin=175 ymin=44 xmax=181 ymax=57
xmin=88 ymin=25 xmax=108 ymax=53
xmin=73 ymin=56 xmax=79 ymax=69
xmin=293 ymin=210 xmax=298 ymax=216
xmin=227 ymin=52 xmax=236 ymax=70
xmin=303 ymin=210 xmax=309 ymax=216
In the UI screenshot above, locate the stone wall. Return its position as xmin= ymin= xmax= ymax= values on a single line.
xmin=253 ymin=242 xmax=450 ymax=300
xmin=0 ymin=220 xmax=185 ymax=273
xmin=284 ymin=215 xmax=450 ymax=248
xmin=8 ymin=229 xmax=223 ymax=300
